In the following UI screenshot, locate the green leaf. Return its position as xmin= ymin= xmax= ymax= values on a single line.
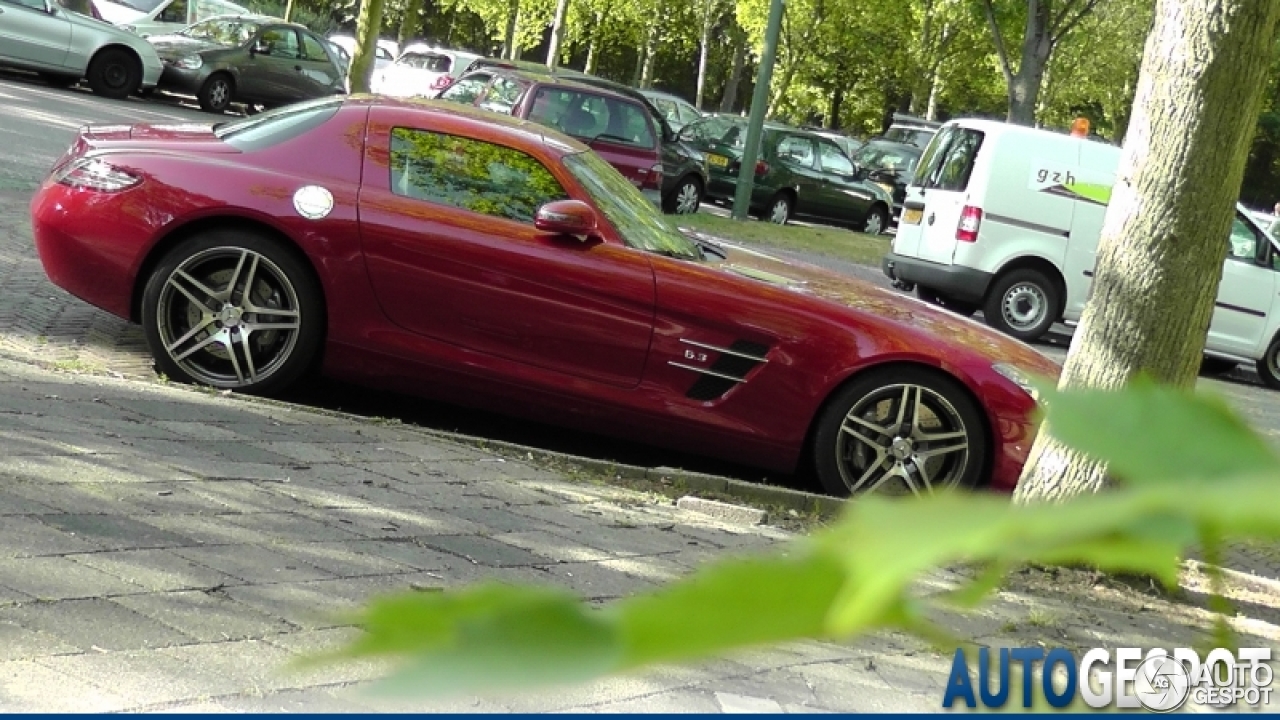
xmin=1039 ymin=376 xmax=1280 ymax=485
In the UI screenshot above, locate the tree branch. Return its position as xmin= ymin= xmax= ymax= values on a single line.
xmin=1051 ymin=0 xmax=1100 ymax=45
xmin=980 ymin=0 xmax=1014 ymax=86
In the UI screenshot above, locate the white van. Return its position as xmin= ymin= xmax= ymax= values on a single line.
xmin=883 ymin=118 xmax=1280 ymax=388
xmin=95 ymin=0 xmax=249 ymax=36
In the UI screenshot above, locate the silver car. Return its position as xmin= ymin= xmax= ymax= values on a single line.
xmin=0 ymin=0 xmax=163 ymax=98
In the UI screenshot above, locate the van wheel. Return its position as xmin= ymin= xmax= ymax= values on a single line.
xmin=1255 ymin=338 xmax=1280 ymax=390
xmin=1200 ymin=357 xmax=1238 ymax=376
xmin=983 ymin=269 xmax=1059 ymax=341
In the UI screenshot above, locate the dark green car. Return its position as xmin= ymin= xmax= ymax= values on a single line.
xmin=680 ymin=115 xmax=894 ymax=234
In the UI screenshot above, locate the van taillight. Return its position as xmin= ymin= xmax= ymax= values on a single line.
xmin=956 ymin=205 xmax=982 ymax=243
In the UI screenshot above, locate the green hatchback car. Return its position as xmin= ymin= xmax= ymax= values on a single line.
xmin=680 ymin=115 xmax=894 ymax=234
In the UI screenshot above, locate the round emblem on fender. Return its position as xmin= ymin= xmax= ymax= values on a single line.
xmin=292 ymin=185 xmax=334 ymax=220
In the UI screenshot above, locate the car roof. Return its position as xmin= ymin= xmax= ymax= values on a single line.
xmin=638 ymin=88 xmax=692 ymax=104
xmin=401 ymin=44 xmax=480 ymax=60
xmin=468 ymin=67 xmax=644 ymax=103
xmin=862 ymin=137 xmax=921 ymax=153
xmin=343 ymin=94 xmax=591 ymax=156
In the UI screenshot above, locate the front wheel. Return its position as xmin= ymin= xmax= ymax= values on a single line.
xmin=812 ymin=366 xmax=988 ymax=497
xmin=1256 ymin=338 xmax=1280 ymax=390
xmin=862 ymin=205 xmax=889 ymax=235
xmin=983 ymin=268 xmax=1060 ymax=342
xmin=663 ymin=176 xmax=703 ymax=215
xmin=86 ymin=48 xmax=141 ymax=99
xmin=141 ymin=230 xmax=324 ymax=396
xmin=197 ymin=74 xmax=234 ymax=114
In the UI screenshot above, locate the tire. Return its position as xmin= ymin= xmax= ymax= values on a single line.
xmin=1200 ymin=357 xmax=1238 ymax=376
xmin=663 ymin=175 xmax=703 ymax=215
xmin=86 ymin=48 xmax=141 ymax=100
xmin=1256 ymin=337 xmax=1280 ymax=390
xmin=141 ymin=229 xmax=325 ymax=396
xmin=766 ymin=192 xmax=792 ymax=225
xmin=983 ymin=268 xmax=1060 ymax=342
xmin=39 ymin=72 xmax=79 ymax=89
xmin=812 ymin=365 xmax=989 ymax=498
xmin=862 ymin=204 xmax=889 ymax=235
xmin=197 ymin=73 xmax=234 ymax=114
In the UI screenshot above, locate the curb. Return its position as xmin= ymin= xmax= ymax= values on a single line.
xmin=0 ymin=347 xmax=848 ymax=523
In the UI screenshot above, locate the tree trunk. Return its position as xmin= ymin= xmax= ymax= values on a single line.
xmin=1006 ymin=0 xmax=1052 ymax=125
xmin=283 ymin=0 xmax=294 ymax=21
xmin=639 ymin=19 xmax=659 ymax=88
xmin=695 ymin=0 xmax=715 ymax=109
xmin=398 ymin=0 xmax=423 ymax=47
xmin=502 ymin=0 xmax=519 ymax=59
xmin=925 ymin=61 xmax=942 ymax=121
xmin=719 ymin=29 xmax=747 ymax=112
xmin=1013 ymin=0 xmax=1280 ymax=503
xmin=545 ymin=0 xmax=570 ymax=69
xmin=348 ymin=0 xmax=387 ymax=94
xmin=827 ymin=87 xmax=843 ymax=129
xmin=583 ymin=10 xmax=604 ymax=73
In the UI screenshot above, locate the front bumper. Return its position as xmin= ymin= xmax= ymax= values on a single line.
xmin=139 ymin=54 xmax=164 ymax=89
xmin=882 ymin=253 xmax=994 ymax=304
xmin=156 ymin=65 xmax=208 ymax=96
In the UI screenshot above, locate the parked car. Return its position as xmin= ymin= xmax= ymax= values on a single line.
xmin=805 ymin=127 xmax=865 ymax=160
xmin=881 ymin=112 xmax=942 ymax=149
xmin=327 ymin=34 xmax=397 ymax=73
xmin=372 ymin=44 xmax=480 ymax=98
xmin=0 ymin=0 xmax=163 ymax=98
xmin=30 ymin=95 xmax=1059 ymax=496
xmin=436 ymin=68 xmax=672 ymax=209
xmin=849 ymin=138 xmax=922 ymax=222
xmin=95 ymin=0 xmax=248 ymax=37
xmin=681 ymin=115 xmax=894 ymax=233
xmin=148 ymin=15 xmax=346 ymax=113
xmin=639 ymin=88 xmax=702 ymax=133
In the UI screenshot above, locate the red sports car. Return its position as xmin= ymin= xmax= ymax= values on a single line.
xmin=31 ymin=96 xmax=1060 ymax=496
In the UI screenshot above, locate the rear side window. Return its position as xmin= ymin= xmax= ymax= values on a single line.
xmin=388 ymin=127 xmax=568 ymax=223
xmin=915 ymin=127 xmax=983 ymax=192
xmin=438 ymin=74 xmax=490 ymax=104
xmin=528 ymin=88 xmax=655 ymax=149
xmin=214 ymin=97 xmax=342 ymax=151
xmin=777 ymin=135 xmax=816 ymax=166
xmin=301 ymin=33 xmax=330 ymax=63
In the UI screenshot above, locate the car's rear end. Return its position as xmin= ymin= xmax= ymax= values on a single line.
xmin=374 ymin=47 xmax=458 ymax=98
xmin=683 ymin=117 xmax=779 ymax=212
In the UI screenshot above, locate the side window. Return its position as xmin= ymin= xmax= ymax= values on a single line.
xmin=818 ymin=141 xmax=854 ymax=175
xmin=301 ymin=33 xmax=330 ymax=63
xmin=5 ymin=0 xmax=48 ymax=10
xmin=1228 ymin=215 xmax=1261 ymax=263
xmin=478 ymin=77 xmax=523 ymax=114
xmin=654 ymin=99 xmax=679 ymax=126
xmin=260 ymin=28 xmax=300 ymax=59
xmin=678 ymin=102 xmax=701 ymax=125
xmin=599 ymin=98 xmax=655 ymax=148
xmin=438 ymin=74 xmax=490 ymax=104
xmin=777 ymin=136 xmax=816 ymax=167
xmin=157 ymin=0 xmax=186 ymax=23
xmin=389 ymin=127 xmax=569 ymax=224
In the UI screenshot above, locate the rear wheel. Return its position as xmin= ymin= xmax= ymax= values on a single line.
xmin=86 ymin=48 xmax=140 ymax=99
xmin=862 ymin=204 xmax=889 ymax=235
xmin=812 ymin=366 xmax=988 ymax=497
xmin=197 ymin=73 xmax=234 ymax=114
xmin=983 ymin=268 xmax=1060 ymax=342
xmin=765 ymin=193 xmax=792 ymax=225
xmin=663 ymin=175 xmax=703 ymax=215
xmin=141 ymin=230 xmax=324 ymax=396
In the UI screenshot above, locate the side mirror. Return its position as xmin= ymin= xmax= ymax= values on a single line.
xmin=534 ymin=199 xmax=599 ymax=241
xmin=250 ymin=40 xmax=269 ymax=56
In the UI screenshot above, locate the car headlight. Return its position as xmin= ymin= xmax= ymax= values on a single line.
xmin=175 ymin=54 xmax=203 ymax=70
xmin=992 ymin=363 xmax=1046 ymax=404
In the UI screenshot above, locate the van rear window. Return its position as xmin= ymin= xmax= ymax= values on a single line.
xmin=915 ymin=127 xmax=983 ymax=193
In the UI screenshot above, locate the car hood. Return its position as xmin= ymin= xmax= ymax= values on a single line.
xmin=688 ymin=233 xmax=1061 ymax=378
xmin=148 ymin=34 xmax=233 ymax=57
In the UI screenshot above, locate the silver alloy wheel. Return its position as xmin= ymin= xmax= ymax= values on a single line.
xmin=1267 ymin=343 xmax=1280 ymax=380
xmin=675 ymin=181 xmax=700 ymax=214
xmin=155 ymin=247 xmax=302 ymax=389
xmin=770 ymin=198 xmax=789 ymax=224
xmin=1001 ymin=282 xmax=1048 ymax=331
xmin=209 ymin=80 xmax=229 ymax=108
xmin=864 ymin=211 xmax=884 ymax=235
xmin=835 ymin=384 xmax=970 ymax=495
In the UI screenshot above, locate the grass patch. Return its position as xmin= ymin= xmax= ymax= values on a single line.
xmin=676 ymin=211 xmax=890 ymax=267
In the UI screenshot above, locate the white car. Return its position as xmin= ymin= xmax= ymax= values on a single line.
xmin=94 ymin=0 xmax=247 ymax=36
xmin=372 ymin=44 xmax=479 ymax=98
xmin=0 ymin=0 xmax=163 ymax=97
xmin=327 ymin=34 xmax=396 ymax=73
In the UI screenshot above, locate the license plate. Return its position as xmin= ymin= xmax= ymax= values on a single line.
xmin=707 ymin=154 xmax=728 ymax=168
xmin=903 ymin=207 xmax=924 ymax=225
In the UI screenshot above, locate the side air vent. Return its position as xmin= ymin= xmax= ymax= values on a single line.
xmin=671 ymin=339 xmax=771 ymax=402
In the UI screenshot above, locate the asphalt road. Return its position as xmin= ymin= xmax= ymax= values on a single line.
xmin=3 ymin=73 xmax=1279 ymax=488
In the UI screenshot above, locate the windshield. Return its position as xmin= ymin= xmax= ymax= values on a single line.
xmin=181 ymin=17 xmax=259 ymax=46
xmin=398 ymin=51 xmax=451 ymax=72
xmin=852 ymin=143 xmax=921 ymax=173
xmin=563 ymin=152 xmax=701 ymax=261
